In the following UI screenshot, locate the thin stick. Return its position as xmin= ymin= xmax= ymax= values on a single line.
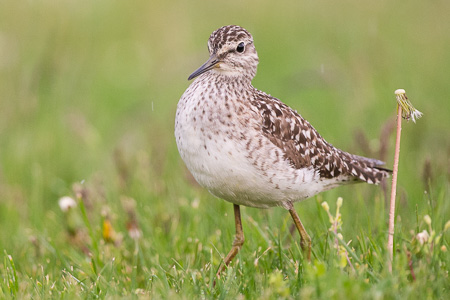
xmin=388 ymin=104 xmax=402 ymax=273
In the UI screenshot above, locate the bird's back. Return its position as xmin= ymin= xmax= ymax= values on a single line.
xmin=252 ymin=89 xmax=390 ymax=185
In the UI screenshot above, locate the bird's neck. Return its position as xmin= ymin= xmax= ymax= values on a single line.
xmin=199 ymin=72 xmax=254 ymax=89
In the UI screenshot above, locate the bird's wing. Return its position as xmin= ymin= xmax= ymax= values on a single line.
xmin=251 ymin=90 xmax=390 ymax=184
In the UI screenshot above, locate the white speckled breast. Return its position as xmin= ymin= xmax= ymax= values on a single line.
xmin=175 ymin=73 xmax=330 ymax=209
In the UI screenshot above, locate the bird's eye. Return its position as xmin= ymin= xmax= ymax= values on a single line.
xmin=236 ymin=42 xmax=245 ymax=53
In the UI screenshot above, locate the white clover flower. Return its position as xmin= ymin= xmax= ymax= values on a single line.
xmin=416 ymin=230 xmax=429 ymax=245
xmin=58 ymin=196 xmax=77 ymax=212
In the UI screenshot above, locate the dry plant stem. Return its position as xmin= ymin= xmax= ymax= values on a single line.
xmin=388 ymin=105 xmax=402 ymax=273
xmin=334 ymin=220 xmax=339 ymax=252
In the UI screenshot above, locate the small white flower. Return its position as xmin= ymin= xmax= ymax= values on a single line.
xmin=58 ymin=196 xmax=77 ymax=212
xmin=321 ymin=201 xmax=329 ymax=212
xmin=416 ymin=230 xmax=429 ymax=245
xmin=127 ymin=223 xmax=141 ymax=240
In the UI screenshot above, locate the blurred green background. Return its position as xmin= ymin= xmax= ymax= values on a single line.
xmin=0 ymin=0 xmax=449 ymax=297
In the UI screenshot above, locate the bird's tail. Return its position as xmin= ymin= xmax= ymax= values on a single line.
xmin=345 ymin=153 xmax=391 ymax=184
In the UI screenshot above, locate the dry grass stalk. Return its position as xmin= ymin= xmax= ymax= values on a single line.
xmin=388 ymin=89 xmax=422 ymax=273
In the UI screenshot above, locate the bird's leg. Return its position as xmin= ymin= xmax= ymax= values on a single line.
xmin=288 ymin=208 xmax=311 ymax=261
xmin=216 ymin=204 xmax=245 ymax=278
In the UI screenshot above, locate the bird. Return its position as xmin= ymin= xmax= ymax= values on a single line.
xmin=175 ymin=25 xmax=390 ymax=276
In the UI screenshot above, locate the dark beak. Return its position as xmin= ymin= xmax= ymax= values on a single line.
xmin=188 ymin=54 xmax=219 ymax=80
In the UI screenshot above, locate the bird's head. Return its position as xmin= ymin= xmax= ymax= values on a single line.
xmin=188 ymin=25 xmax=259 ymax=81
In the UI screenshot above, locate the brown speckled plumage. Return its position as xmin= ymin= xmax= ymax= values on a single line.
xmin=175 ymin=25 xmax=390 ymax=210
xmin=175 ymin=24 xmax=390 ymax=271
xmin=254 ymin=91 xmax=389 ymax=184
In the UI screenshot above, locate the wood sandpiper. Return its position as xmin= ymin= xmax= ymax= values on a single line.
xmin=175 ymin=25 xmax=390 ymax=276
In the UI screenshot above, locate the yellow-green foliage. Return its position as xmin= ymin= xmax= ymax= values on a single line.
xmin=0 ymin=0 xmax=449 ymax=298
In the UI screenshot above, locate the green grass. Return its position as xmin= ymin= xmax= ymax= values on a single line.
xmin=0 ymin=0 xmax=449 ymax=298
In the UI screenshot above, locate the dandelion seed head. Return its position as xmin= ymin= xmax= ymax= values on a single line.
xmin=410 ymin=110 xmax=423 ymax=123
xmin=394 ymin=89 xmax=423 ymax=123
xmin=58 ymin=196 xmax=77 ymax=212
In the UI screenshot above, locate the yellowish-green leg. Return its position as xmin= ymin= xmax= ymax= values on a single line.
xmin=289 ymin=208 xmax=311 ymax=261
xmin=216 ymin=204 xmax=245 ymax=278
